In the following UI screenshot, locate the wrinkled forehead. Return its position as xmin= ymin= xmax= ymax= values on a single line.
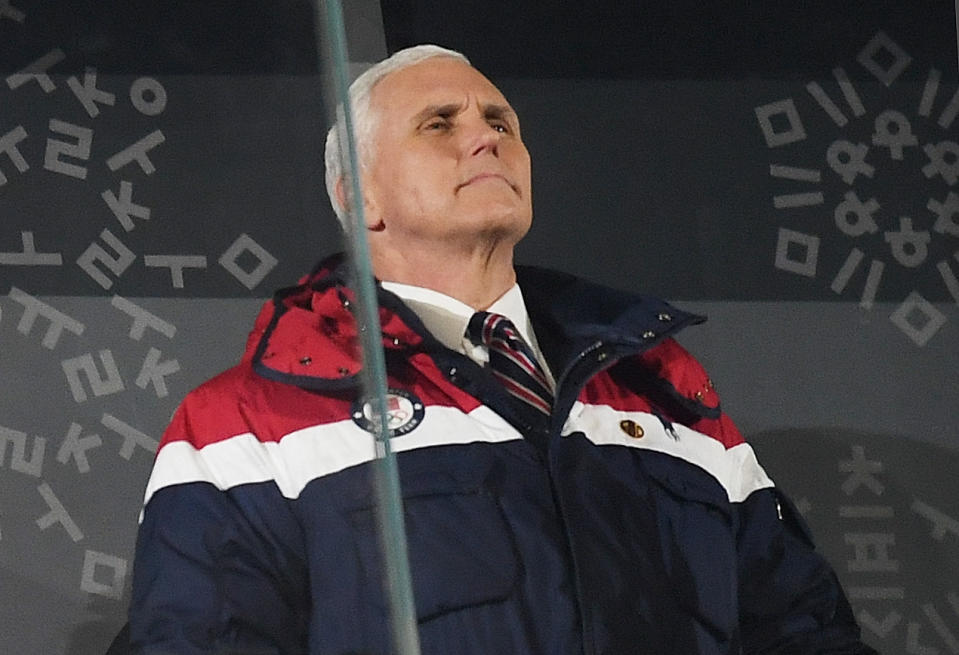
xmin=369 ymin=57 xmax=514 ymax=123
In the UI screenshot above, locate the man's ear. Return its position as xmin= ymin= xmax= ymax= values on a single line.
xmin=335 ymin=176 xmax=385 ymax=231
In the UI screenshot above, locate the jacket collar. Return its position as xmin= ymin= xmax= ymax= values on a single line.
xmin=517 ymin=265 xmax=703 ymax=377
xmin=247 ymin=254 xmax=704 ymax=392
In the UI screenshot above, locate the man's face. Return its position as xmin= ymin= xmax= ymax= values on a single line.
xmin=362 ymin=57 xmax=532 ymax=252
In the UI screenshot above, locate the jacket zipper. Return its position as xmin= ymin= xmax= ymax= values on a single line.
xmin=548 ymin=335 xmax=667 ymax=655
xmin=549 ymin=338 xmax=608 ymax=655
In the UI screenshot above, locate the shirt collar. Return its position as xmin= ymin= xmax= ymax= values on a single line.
xmin=380 ymin=281 xmax=540 ymax=356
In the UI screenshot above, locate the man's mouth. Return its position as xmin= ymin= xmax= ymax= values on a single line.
xmin=458 ymin=173 xmax=517 ymax=192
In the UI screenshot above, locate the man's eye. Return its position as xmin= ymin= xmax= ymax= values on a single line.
xmin=423 ymin=118 xmax=450 ymax=130
xmin=490 ymin=122 xmax=509 ymax=133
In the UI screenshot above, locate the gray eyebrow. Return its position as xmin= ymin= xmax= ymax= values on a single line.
xmin=412 ymin=102 xmax=464 ymax=124
xmin=411 ymin=102 xmax=518 ymax=125
xmin=482 ymin=104 xmax=516 ymax=122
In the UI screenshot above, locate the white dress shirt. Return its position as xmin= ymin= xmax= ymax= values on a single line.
xmin=381 ymin=280 xmax=556 ymax=389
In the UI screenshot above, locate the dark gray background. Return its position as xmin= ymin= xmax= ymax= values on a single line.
xmin=0 ymin=1 xmax=956 ymax=653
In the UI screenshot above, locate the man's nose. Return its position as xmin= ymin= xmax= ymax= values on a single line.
xmin=462 ymin=118 xmax=501 ymax=157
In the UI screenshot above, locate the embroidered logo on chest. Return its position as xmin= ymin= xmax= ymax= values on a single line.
xmin=351 ymin=388 xmax=425 ymax=437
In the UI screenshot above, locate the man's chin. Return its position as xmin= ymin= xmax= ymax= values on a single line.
xmin=460 ymin=209 xmax=530 ymax=238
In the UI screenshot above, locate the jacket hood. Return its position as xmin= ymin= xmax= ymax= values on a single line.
xmin=245 ymin=254 xmax=429 ymax=391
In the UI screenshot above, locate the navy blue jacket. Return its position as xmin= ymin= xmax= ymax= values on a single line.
xmin=129 ymin=257 xmax=873 ymax=654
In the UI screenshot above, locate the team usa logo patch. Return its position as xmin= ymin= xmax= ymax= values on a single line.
xmin=351 ymin=389 xmax=425 ymax=437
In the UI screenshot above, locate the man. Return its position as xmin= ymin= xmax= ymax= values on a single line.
xmin=129 ymin=45 xmax=873 ymax=654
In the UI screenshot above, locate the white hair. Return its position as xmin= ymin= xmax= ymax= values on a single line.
xmin=324 ymin=44 xmax=470 ymax=228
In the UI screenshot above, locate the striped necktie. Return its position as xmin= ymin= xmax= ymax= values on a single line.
xmin=467 ymin=311 xmax=553 ymax=421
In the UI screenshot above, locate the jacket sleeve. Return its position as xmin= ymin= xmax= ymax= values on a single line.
xmin=128 ymin=389 xmax=310 ymax=655
xmin=703 ymin=409 xmax=875 ymax=652
xmin=687 ymin=409 xmax=873 ymax=652
xmin=735 ymin=483 xmax=875 ymax=654
xmin=643 ymin=339 xmax=875 ymax=653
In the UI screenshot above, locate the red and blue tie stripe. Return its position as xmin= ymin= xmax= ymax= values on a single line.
xmin=468 ymin=312 xmax=553 ymax=417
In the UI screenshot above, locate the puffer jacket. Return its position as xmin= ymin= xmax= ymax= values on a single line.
xmin=129 ymin=255 xmax=873 ymax=654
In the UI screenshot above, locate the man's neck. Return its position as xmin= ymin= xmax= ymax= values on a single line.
xmin=371 ymin=240 xmax=517 ymax=310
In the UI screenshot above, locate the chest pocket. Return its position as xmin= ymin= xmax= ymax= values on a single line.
xmin=346 ymin=459 xmax=519 ymax=623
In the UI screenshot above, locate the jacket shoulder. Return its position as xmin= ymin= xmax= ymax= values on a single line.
xmin=636 ymin=337 xmax=746 ymax=449
xmin=160 ymin=363 xmax=261 ymax=451
xmin=639 ymin=338 xmax=718 ymax=409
